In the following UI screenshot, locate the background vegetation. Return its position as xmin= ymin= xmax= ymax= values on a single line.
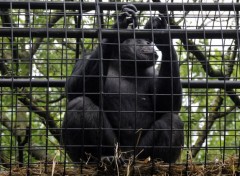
xmin=0 ymin=0 xmax=239 ymax=170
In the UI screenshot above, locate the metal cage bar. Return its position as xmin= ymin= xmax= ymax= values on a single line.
xmin=0 ymin=1 xmax=240 ymax=175
xmin=0 ymin=2 xmax=240 ymax=11
xmin=0 ymin=79 xmax=240 ymax=89
xmin=0 ymin=28 xmax=239 ymax=39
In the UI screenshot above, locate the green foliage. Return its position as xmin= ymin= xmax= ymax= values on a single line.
xmin=0 ymin=2 xmax=239 ymax=167
xmin=178 ymin=38 xmax=240 ymax=162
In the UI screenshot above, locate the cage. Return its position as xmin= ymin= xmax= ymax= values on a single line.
xmin=0 ymin=1 xmax=240 ymax=175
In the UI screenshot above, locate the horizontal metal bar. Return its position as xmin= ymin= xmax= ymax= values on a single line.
xmin=0 ymin=28 xmax=239 ymax=39
xmin=0 ymin=79 xmax=240 ymax=89
xmin=0 ymin=2 xmax=239 ymax=11
xmin=0 ymin=79 xmax=65 ymax=88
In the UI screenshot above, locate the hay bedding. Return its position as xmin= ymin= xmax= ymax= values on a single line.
xmin=0 ymin=156 xmax=239 ymax=176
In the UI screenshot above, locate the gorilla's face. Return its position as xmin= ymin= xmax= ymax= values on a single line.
xmin=120 ymin=39 xmax=158 ymax=68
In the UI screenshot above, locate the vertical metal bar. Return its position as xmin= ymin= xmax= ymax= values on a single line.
xmin=233 ymin=0 xmax=240 ymax=157
xmin=26 ymin=1 xmax=33 ymax=174
xmin=44 ymin=1 xmax=50 ymax=172
xmin=115 ymin=1 xmax=122 ymax=158
xmin=199 ymin=1 xmax=209 ymax=167
xmin=62 ymin=0 xmax=68 ymax=171
xmin=132 ymin=5 xmax=137 ymax=168
xmin=217 ymin=1 xmax=226 ymax=164
xmin=182 ymin=1 xmax=192 ymax=174
xmin=9 ymin=1 xmax=14 ymax=173
xmin=165 ymin=1 xmax=174 ymax=170
xmin=95 ymin=0 xmax=103 ymax=162
xmin=148 ymin=3 xmax=155 ymax=170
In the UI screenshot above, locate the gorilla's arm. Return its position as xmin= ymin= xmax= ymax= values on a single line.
xmin=66 ymin=40 xmax=111 ymax=103
xmin=66 ymin=5 xmax=138 ymax=103
xmin=145 ymin=15 xmax=182 ymax=112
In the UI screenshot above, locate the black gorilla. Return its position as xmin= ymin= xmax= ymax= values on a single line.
xmin=62 ymin=4 xmax=184 ymax=163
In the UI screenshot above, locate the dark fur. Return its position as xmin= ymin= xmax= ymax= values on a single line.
xmin=62 ymin=5 xmax=184 ymax=163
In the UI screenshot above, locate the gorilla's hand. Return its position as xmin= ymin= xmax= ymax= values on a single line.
xmin=144 ymin=14 xmax=167 ymax=30
xmin=115 ymin=4 xmax=138 ymax=29
xmin=144 ymin=14 xmax=170 ymax=45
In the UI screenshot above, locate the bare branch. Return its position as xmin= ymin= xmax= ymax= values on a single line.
xmin=18 ymin=97 xmax=61 ymax=143
xmin=191 ymin=95 xmax=236 ymax=157
xmin=0 ymin=114 xmax=54 ymax=167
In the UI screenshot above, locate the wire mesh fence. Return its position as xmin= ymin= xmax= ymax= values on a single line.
xmin=0 ymin=1 xmax=240 ymax=175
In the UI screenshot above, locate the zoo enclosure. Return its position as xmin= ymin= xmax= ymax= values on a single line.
xmin=0 ymin=1 xmax=240 ymax=175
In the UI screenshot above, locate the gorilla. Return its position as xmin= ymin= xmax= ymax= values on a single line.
xmin=62 ymin=4 xmax=184 ymax=164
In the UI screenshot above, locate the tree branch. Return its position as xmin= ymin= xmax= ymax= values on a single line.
xmin=18 ymin=97 xmax=61 ymax=143
xmin=191 ymin=95 xmax=236 ymax=157
xmin=0 ymin=114 xmax=54 ymax=167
